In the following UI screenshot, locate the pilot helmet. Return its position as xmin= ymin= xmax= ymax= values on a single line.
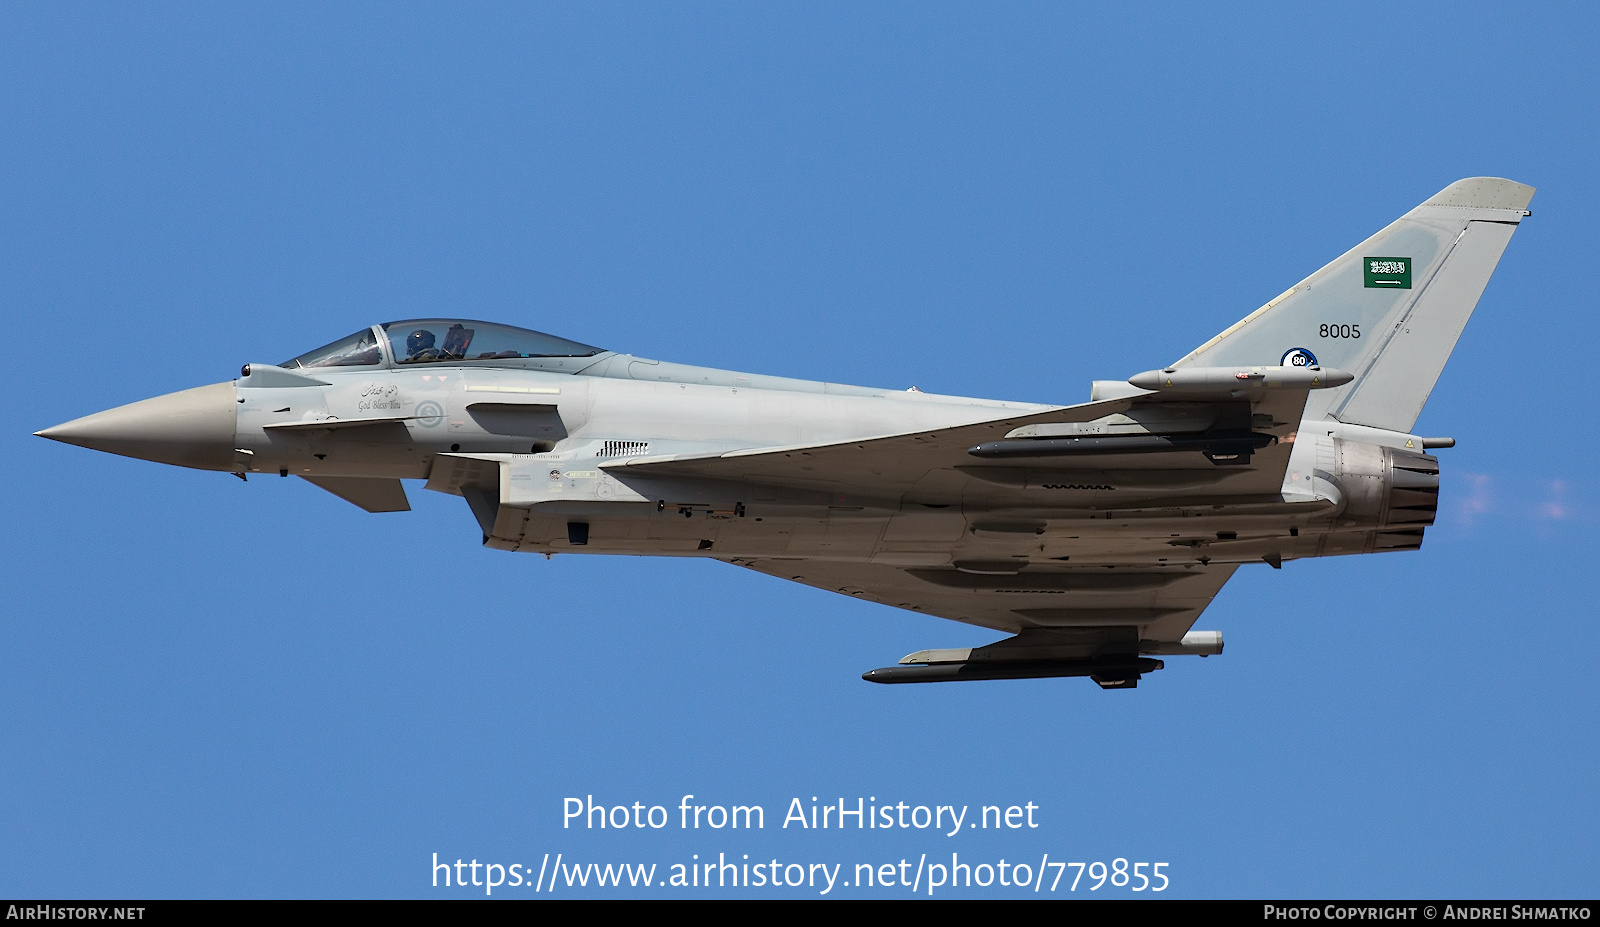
xmin=406 ymin=329 xmax=436 ymax=356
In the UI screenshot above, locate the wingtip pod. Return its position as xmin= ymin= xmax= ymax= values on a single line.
xmin=1425 ymin=177 xmax=1535 ymax=212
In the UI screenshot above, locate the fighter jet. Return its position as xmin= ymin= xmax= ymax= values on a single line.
xmin=37 ymin=177 xmax=1533 ymax=688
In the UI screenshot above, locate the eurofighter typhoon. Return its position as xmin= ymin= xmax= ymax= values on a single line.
xmin=38 ymin=178 xmax=1533 ymax=688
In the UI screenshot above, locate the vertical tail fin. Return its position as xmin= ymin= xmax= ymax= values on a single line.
xmin=1174 ymin=177 xmax=1534 ymax=432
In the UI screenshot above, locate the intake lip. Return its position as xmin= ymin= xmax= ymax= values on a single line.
xmin=35 ymin=381 xmax=238 ymax=471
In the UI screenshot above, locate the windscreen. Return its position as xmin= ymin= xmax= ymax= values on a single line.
xmin=281 ymin=328 xmax=383 ymax=369
xmin=383 ymin=319 xmax=602 ymax=364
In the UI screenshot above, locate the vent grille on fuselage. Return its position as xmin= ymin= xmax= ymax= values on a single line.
xmin=599 ymin=440 xmax=650 ymax=458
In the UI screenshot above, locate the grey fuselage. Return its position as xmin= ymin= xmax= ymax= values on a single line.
xmin=107 ymin=339 xmax=1425 ymax=597
xmin=35 ymin=177 xmax=1531 ymax=685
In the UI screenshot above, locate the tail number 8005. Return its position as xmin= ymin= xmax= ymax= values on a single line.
xmin=1320 ymin=324 xmax=1360 ymax=339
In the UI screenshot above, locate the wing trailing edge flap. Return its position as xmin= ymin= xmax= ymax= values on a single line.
xmin=299 ymin=475 xmax=411 ymax=512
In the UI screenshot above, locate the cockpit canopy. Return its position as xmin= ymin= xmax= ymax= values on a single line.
xmin=281 ymin=319 xmax=605 ymax=370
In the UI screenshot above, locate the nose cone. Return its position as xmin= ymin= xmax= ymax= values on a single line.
xmin=36 ymin=381 xmax=238 ymax=471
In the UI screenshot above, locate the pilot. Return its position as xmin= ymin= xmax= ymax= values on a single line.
xmin=405 ymin=329 xmax=439 ymax=362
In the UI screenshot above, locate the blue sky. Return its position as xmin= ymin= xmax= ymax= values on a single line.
xmin=3 ymin=2 xmax=1596 ymax=898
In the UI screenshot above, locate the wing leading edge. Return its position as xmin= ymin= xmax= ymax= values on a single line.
xmin=602 ymin=365 xmax=1337 ymax=502
xmin=602 ymin=396 xmax=1139 ymax=498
